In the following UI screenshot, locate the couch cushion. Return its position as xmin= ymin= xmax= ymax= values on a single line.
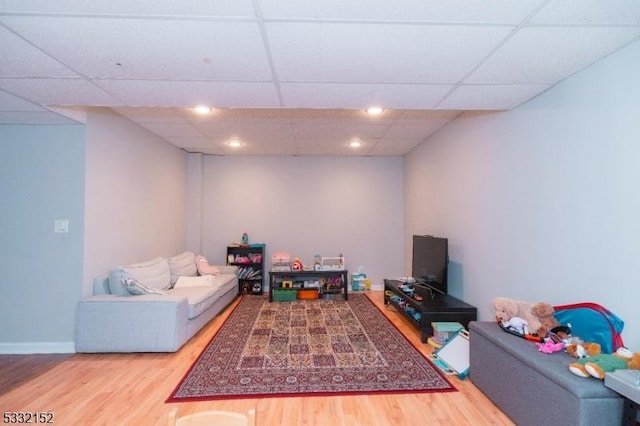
xmin=110 ymin=257 xmax=170 ymax=295
xmin=168 ymin=274 xmax=238 ymax=319
xmin=121 ymin=277 xmax=166 ymax=295
xmin=168 ymin=251 xmax=198 ymax=285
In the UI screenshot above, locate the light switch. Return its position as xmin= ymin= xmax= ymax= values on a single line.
xmin=54 ymin=219 xmax=69 ymax=233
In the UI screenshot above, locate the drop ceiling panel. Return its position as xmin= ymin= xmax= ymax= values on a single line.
xmin=1 ymin=0 xmax=257 ymax=17
xmin=112 ymin=107 xmax=191 ymax=124
xmin=438 ymin=84 xmax=552 ymax=110
xmin=2 ymin=17 xmax=273 ymax=81
xmin=259 ymin=0 xmax=545 ymax=23
xmin=0 ymin=111 xmax=78 ymax=124
xmin=279 ymin=82 xmax=453 ymax=109
xmin=137 ymin=122 xmax=204 ymax=139
xmin=95 ymin=80 xmax=281 ymax=108
xmin=0 ymin=78 xmax=122 ymax=106
xmin=468 ymin=26 xmax=640 ymax=84
xmin=369 ymin=139 xmax=426 ymax=156
xmin=531 ymin=0 xmax=640 ymax=25
xmin=0 ymin=90 xmax=47 ymax=112
xmin=267 ymin=23 xmax=514 ymax=83
xmin=0 ymin=25 xmax=79 ymax=78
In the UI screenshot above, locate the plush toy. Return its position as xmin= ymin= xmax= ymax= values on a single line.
xmin=501 ymin=316 xmax=529 ymax=335
xmin=493 ymin=297 xmax=541 ymax=337
xmin=536 ymin=340 xmax=564 ymax=354
xmin=566 ymin=342 xmax=601 ymax=359
xmin=531 ymin=302 xmax=559 ymax=338
xmin=569 ymin=347 xmax=640 ymax=379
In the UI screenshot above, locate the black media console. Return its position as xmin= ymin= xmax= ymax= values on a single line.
xmin=384 ymin=278 xmax=477 ymax=343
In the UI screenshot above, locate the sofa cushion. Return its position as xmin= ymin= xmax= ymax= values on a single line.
xmin=168 ymin=251 xmax=198 ymax=285
xmin=109 ymin=257 xmax=170 ymax=295
xmin=121 ymin=277 xmax=166 ymax=296
xmin=169 ymin=274 xmax=238 ymax=319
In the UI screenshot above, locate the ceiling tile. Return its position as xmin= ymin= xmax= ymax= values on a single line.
xmin=111 ymin=107 xmax=191 ymax=124
xmin=267 ymin=23 xmax=514 ymax=84
xmin=279 ymin=82 xmax=453 ymax=109
xmin=531 ymin=0 xmax=640 ymax=25
xmin=0 ymin=111 xmax=79 ymax=124
xmin=1 ymin=0 xmax=257 ymax=18
xmin=2 ymin=17 xmax=272 ymax=81
xmin=137 ymin=122 xmax=204 ymax=139
xmin=368 ymin=139 xmax=424 ymax=156
xmin=438 ymin=84 xmax=551 ymax=110
xmin=0 ymin=78 xmax=123 ymax=106
xmin=0 ymin=90 xmax=47 ymax=112
xmin=95 ymin=80 xmax=281 ymax=108
xmin=259 ymin=0 xmax=545 ymax=23
xmin=0 ymin=25 xmax=79 ymax=78
xmin=467 ymin=26 xmax=640 ymax=84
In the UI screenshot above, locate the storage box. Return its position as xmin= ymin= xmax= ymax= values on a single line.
xmin=273 ymin=289 xmax=298 ymax=302
xmin=297 ymin=289 xmax=319 ymax=300
xmin=432 ymin=322 xmax=464 ymax=345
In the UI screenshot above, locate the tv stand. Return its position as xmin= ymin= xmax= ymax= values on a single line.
xmin=384 ymin=279 xmax=477 ymax=343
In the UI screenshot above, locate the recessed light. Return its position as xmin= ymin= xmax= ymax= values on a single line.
xmin=365 ymin=106 xmax=384 ymax=116
xmin=193 ymin=105 xmax=212 ymax=115
xmin=226 ymin=138 xmax=243 ymax=148
xmin=349 ymin=139 xmax=362 ymax=148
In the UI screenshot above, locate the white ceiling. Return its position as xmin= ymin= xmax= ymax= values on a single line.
xmin=1 ymin=1 xmax=639 ymax=156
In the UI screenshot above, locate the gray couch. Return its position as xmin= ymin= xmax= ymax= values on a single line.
xmin=469 ymin=321 xmax=624 ymax=426
xmin=75 ymin=252 xmax=238 ymax=353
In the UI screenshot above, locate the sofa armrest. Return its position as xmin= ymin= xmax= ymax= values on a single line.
xmin=75 ymin=294 xmax=190 ymax=353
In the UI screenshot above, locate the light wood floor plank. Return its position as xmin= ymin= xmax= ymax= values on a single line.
xmin=0 ymin=292 xmax=514 ymax=426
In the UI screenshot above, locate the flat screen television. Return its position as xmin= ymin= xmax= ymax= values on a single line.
xmin=412 ymin=235 xmax=448 ymax=295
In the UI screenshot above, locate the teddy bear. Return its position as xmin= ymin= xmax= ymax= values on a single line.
xmin=531 ymin=302 xmax=559 ymax=338
xmin=493 ymin=297 xmax=541 ymax=337
xmin=569 ymin=347 xmax=640 ymax=379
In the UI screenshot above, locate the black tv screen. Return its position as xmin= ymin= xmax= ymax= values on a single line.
xmin=412 ymin=235 xmax=448 ymax=295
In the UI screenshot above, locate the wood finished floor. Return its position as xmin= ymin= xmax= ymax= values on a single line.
xmin=0 ymin=292 xmax=514 ymax=426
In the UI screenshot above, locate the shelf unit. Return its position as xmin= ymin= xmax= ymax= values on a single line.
xmin=227 ymin=244 xmax=265 ymax=295
xmin=269 ymin=270 xmax=349 ymax=302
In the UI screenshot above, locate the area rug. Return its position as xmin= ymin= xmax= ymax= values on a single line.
xmin=167 ymin=294 xmax=455 ymax=402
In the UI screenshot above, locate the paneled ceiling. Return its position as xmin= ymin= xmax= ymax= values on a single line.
xmin=1 ymin=1 xmax=639 ymax=156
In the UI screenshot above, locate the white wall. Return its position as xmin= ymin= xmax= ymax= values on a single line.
xmin=191 ymin=156 xmax=404 ymax=289
xmin=0 ymin=124 xmax=85 ymax=353
xmin=405 ymin=39 xmax=640 ymax=350
xmin=83 ymin=108 xmax=188 ymax=295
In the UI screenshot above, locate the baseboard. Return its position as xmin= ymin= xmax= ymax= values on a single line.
xmin=0 ymin=341 xmax=76 ymax=354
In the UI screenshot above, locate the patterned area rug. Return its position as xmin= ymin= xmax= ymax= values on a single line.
xmin=167 ymin=294 xmax=455 ymax=402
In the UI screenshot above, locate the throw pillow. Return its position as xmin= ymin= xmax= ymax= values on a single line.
xmin=174 ymin=275 xmax=214 ymax=288
xmin=168 ymin=251 xmax=198 ymax=285
xmin=195 ymin=255 xmax=221 ymax=276
xmin=121 ymin=277 xmax=166 ymax=295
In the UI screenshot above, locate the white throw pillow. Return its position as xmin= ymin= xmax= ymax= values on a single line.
xmin=173 ymin=275 xmax=215 ymax=288
xmin=109 ymin=257 xmax=170 ymax=295
xmin=121 ymin=277 xmax=166 ymax=295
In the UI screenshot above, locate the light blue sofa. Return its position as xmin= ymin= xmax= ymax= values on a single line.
xmin=75 ymin=252 xmax=238 ymax=353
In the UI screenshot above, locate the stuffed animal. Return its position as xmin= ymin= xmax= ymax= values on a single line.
xmin=501 ymin=316 xmax=529 ymax=335
xmin=531 ymin=302 xmax=559 ymax=338
xmin=566 ymin=342 xmax=601 ymax=358
xmin=493 ymin=297 xmax=541 ymax=337
xmin=569 ymin=347 xmax=640 ymax=379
